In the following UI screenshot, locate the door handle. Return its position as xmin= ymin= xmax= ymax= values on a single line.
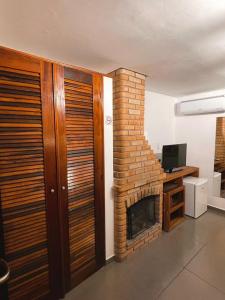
xmin=0 ymin=259 xmax=10 ymax=285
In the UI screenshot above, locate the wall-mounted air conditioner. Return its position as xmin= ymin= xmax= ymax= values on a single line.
xmin=176 ymin=95 xmax=225 ymax=115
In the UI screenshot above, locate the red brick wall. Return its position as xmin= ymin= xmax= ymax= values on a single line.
xmin=215 ymin=117 xmax=225 ymax=167
xmin=109 ymin=68 xmax=164 ymax=261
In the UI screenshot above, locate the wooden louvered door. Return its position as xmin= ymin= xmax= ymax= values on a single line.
xmin=53 ymin=65 xmax=105 ymax=290
xmin=0 ymin=48 xmax=62 ymax=299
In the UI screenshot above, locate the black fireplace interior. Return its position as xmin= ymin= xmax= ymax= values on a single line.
xmin=127 ymin=195 xmax=157 ymax=240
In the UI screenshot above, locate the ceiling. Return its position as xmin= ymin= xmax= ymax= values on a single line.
xmin=1 ymin=0 xmax=225 ymax=96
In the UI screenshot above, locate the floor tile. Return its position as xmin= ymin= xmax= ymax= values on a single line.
xmin=186 ymin=226 xmax=225 ymax=294
xmin=65 ymin=209 xmax=225 ymax=300
xmin=171 ymin=210 xmax=225 ymax=245
xmin=65 ymin=244 xmax=183 ymax=300
xmin=158 ymin=269 xmax=225 ymax=300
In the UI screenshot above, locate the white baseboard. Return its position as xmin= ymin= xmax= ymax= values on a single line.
xmin=208 ymin=196 xmax=225 ymax=211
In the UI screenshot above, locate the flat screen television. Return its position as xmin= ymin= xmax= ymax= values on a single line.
xmin=162 ymin=143 xmax=187 ymax=173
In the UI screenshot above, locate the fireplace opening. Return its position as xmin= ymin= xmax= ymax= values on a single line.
xmin=127 ymin=195 xmax=157 ymax=240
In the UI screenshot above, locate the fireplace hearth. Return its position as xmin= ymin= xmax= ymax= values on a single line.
xmin=127 ymin=195 xmax=157 ymax=240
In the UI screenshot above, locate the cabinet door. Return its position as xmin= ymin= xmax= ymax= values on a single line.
xmin=0 ymin=47 xmax=62 ymax=300
xmin=53 ymin=65 xmax=105 ymax=290
xmin=195 ymin=183 xmax=208 ymax=217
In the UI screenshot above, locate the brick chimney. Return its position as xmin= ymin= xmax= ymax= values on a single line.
xmin=109 ymin=68 xmax=164 ymax=261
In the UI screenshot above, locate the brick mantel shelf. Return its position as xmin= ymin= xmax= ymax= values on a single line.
xmin=109 ymin=68 xmax=165 ymax=261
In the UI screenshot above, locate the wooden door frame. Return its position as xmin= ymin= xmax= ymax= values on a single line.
xmin=53 ymin=64 xmax=71 ymax=294
xmin=93 ymin=74 xmax=106 ymax=268
xmin=41 ymin=61 xmax=64 ymax=299
xmin=0 ymin=191 xmax=8 ymax=299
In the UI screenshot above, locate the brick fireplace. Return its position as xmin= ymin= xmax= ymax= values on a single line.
xmin=110 ymin=68 xmax=164 ymax=261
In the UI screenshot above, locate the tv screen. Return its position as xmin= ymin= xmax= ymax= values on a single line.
xmin=162 ymin=144 xmax=187 ymax=172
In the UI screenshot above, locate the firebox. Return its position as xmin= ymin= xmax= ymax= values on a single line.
xmin=127 ymin=195 xmax=157 ymax=240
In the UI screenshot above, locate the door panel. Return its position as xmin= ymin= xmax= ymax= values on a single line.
xmin=53 ymin=65 xmax=105 ymax=290
xmin=0 ymin=46 xmax=105 ymax=299
xmin=65 ymin=68 xmax=96 ymax=286
xmin=0 ymin=48 xmax=61 ymax=300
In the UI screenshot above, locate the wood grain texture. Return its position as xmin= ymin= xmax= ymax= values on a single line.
xmin=163 ymin=166 xmax=199 ymax=183
xmin=0 ymin=46 xmax=106 ymax=299
xmin=0 ymin=191 xmax=9 ymax=299
xmin=0 ymin=45 xmax=104 ymax=78
xmin=41 ymin=61 xmax=62 ymax=300
xmin=63 ymin=67 xmax=105 ymax=288
xmin=0 ymin=47 xmax=40 ymax=73
xmin=163 ymin=166 xmax=199 ymax=232
xmin=64 ymin=68 xmax=96 ymax=287
xmin=53 ymin=64 xmax=70 ymax=294
xmin=0 ymin=48 xmax=60 ymax=300
xmin=93 ymin=74 xmax=105 ymax=267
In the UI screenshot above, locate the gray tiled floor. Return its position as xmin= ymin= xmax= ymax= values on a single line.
xmin=65 ymin=208 xmax=225 ymax=300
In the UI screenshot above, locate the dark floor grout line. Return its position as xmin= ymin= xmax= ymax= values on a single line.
xmin=184 ymin=268 xmax=225 ymax=296
xmin=65 ymin=211 xmax=225 ymax=300
xmin=155 ymin=267 xmax=185 ymax=300
xmin=155 ymin=242 xmax=208 ymax=299
xmin=184 ymin=242 xmax=207 ymax=267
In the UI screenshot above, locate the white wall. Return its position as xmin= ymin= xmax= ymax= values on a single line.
xmin=175 ymin=89 xmax=225 ymax=207
xmin=103 ymin=77 xmax=114 ymax=259
xmin=144 ymin=91 xmax=176 ymax=153
xmin=175 ymin=114 xmax=216 ymax=196
xmin=145 ymin=88 xmax=225 ymax=210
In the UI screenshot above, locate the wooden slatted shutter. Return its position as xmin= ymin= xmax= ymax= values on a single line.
xmin=0 ymin=48 xmax=62 ymax=300
xmin=53 ymin=65 xmax=105 ymax=289
xmin=0 ymin=47 xmax=105 ymax=299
